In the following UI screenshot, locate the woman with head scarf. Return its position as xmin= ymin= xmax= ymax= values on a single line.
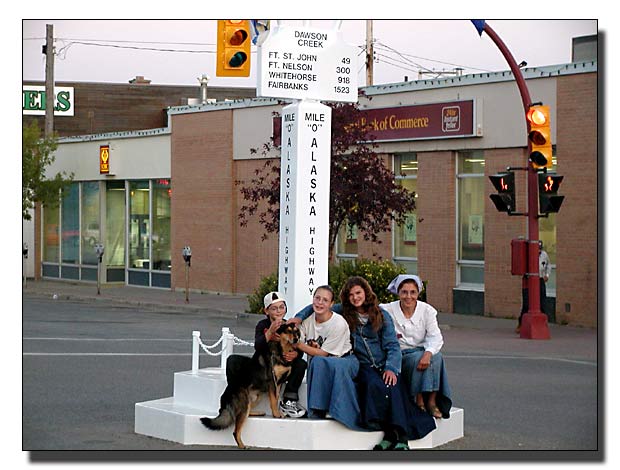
xmin=381 ymin=274 xmax=452 ymax=419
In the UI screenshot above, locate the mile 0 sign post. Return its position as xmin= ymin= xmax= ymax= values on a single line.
xmin=256 ymin=22 xmax=358 ymax=317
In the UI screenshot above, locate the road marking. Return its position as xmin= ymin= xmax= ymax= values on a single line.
xmin=444 ymin=354 xmax=596 ymax=366
xmin=23 ymin=337 xmax=193 ymax=341
xmin=21 ymin=351 xmax=594 ymax=365
xmin=23 ymin=352 xmax=193 ymax=356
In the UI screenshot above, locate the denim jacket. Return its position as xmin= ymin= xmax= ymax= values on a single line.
xmin=295 ymin=303 xmax=402 ymax=375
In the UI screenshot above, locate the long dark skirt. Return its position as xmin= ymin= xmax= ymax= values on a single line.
xmin=356 ymin=364 xmax=436 ymax=440
xmin=401 ymin=348 xmax=453 ymax=419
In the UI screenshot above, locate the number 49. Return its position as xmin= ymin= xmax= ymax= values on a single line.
xmin=342 ymin=57 xmax=351 ymax=64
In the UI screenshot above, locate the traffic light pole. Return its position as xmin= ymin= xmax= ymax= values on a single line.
xmin=475 ymin=21 xmax=550 ymax=339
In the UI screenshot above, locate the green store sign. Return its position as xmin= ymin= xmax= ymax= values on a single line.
xmin=22 ymin=86 xmax=74 ymax=116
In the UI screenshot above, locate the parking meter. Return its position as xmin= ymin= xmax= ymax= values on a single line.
xmin=182 ymin=246 xmax=192 ymax=267
xmin=23 ymin=242 xmax=28 ymax=259
xmin=95 ymin=244 xmax=105 ymax=263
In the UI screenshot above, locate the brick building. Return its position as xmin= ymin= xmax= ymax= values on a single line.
xmin=35 ymin=60 xmax=598 ymax=327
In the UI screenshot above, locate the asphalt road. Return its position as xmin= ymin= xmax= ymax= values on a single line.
xmin=22 ymin=295 xmax=599 ymax=457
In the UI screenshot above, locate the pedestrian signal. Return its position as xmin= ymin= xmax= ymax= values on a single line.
xmin=538 ymin=173 xmax=564 ymax=214
xmin=489 ymin=172 xmax=516 ymax=213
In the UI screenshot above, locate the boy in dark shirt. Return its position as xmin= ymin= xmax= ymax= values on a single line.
xmin=254 ymin=291 xmax=307 ymax=418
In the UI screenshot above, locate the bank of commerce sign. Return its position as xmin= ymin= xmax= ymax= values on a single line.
xmin=22 ymin=85 xmax=74 ymax=116
xmin=358 ymin=100 xmax=476 ymax=142
xmin=257 ymin=24 xmax=358 ymax=103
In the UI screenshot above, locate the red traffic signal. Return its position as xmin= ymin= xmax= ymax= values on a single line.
xmin=538 ymin=173 xmax=564 ymax=214
xmin=526 ymin=105 xmax=552 ymax=169
xmin=489 ymin=172 xmax=516 ymax=213
xmin=216 ymin=20 xmax=251 ymax=77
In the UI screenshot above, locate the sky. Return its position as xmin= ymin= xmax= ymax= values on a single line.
xmin=22 ymin=19 xmax=598 ymax=89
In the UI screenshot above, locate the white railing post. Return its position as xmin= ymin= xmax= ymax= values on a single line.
xmin=220 ymin=327 xmax=233 ymax=370
xmin=192 ymin=330 xmax=200 ymax=374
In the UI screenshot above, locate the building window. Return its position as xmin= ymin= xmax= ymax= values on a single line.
xmin=81 ymin=182 xmax=101 ymax=266
xmin=393 ymin=153 xmax=418 ymax=274
xmin=61 ymin=182 xmax=79 ymax=265
xmin=336 ymin=220 xmax=358 ymax=260
xmin=129 ymin=180 xmax=150 ymax=271
xmin=539 ymin=147 xmax=557 ymax=294
xmin=152 ymin=179 xmax=171 ymax=271
xmin=457 ymin=151 xmax=485 ymax=286
xmin=43 ymin=203 xmax=59 ymax=263
xmin=106 ymin=180 xmax=126 ymax=276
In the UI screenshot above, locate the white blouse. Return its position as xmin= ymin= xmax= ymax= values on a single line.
xmin=379 ymin=300 xmax=444 ymax=355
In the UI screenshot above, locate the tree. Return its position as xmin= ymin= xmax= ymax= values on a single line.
xmin=22 ymin=121 xmax=73 ymax=220
xmin=237 ymin=98 xmax=416 ymax=257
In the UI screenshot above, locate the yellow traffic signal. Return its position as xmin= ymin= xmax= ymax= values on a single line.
xmin=526 ymin=105 xmax=552 ymax=169
xmin=216 ymin=20 xmax=251 ymax=77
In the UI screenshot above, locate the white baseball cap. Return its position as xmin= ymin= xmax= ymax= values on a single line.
xmin=263 ymin=291 xmax=286 ymax=309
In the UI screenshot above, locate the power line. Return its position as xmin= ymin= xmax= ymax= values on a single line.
xmin=24 ymin=36 xmax=216 ymax=47
xmin=57 ymin=40 xmax=217 ymax=54
xmin=374 ymin=41 xmax=492 ymax=73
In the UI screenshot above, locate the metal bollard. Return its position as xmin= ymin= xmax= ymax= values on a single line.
xmin=192 ymin=330 xmax=200 ymax=374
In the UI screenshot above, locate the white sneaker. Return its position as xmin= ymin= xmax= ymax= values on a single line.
xmin=279 ymin=400 xmax=307 ymax=418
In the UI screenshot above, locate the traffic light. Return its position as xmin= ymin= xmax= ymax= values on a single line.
xmin=526 ymin=105 xmax=552 ymax=169
xmin=216 ymin=20 xmax=251 ymax=77
xmin=489 ymin=171 xmax=516 ymax=213
xmin=538 ymin=173 xmax=564 ymax=214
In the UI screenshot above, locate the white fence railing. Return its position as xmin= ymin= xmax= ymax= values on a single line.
xmin=191 ymin=327 xmax=254 ymax=374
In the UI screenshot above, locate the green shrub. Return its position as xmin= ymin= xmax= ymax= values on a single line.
xmin=246 ymin=272 xmax=278 ymax=314
xmin=247 ymin=259 xmax=427 ymax=314
xmin=329 ymin=258 xmax=406 ymax=304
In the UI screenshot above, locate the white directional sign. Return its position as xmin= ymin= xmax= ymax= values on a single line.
xmin=257 ymin=24 xmax=358 ymax=103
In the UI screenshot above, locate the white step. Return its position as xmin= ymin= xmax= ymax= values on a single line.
xmin=135 ymin=397 xmax=463 ymax=449
xmin=135 ymin=367 xmax=464 ymax=450
xmin=172 ymin=368 xmax=308 ymax=414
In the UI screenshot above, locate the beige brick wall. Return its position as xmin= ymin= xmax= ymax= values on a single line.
xmin=555 ymin=72 xmax=597 ymax=327
xmin=417 ymin=151 xmax=456 ymax=313
xmin=170 ymin=110 xmax=236 ymax=293
xmin=234 ymin=159 xmax=279 ymax=294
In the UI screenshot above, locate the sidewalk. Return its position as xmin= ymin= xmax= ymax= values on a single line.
xmin=22 ymin=279 xmax=249 ymax=316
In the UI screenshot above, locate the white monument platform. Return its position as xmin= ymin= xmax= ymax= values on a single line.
xmin=135 ymin=366 xmax=464 ymax=450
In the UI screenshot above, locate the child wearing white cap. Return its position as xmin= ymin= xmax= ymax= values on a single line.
xmin=252 ymin=291 xmax=307 ymax=418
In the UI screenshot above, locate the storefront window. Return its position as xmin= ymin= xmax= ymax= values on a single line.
xmin=43 ymin=203 xmax=59 ymax=263
xmin=106 ymin=180 xmax=126 ymax=270
xmin=129 ymin=180 xmax=150 ymax=269
xmin=81 ymin=182 xmax=100 ymax=265
xmin=457 ymin=151 xmax=485 ymax=285
xmin=61 ymin=183 xmax=79 ymax=264
xmin=152 ymin=179 xmax=171 ymax=271
xmin=393 ymin=154 xmax=418 ymax=273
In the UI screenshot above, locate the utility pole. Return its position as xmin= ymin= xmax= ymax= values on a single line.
xmin=365 ymin=20 xmax=373 ymax=86
xmin=44 ymin=24 xmax=54 ymax=138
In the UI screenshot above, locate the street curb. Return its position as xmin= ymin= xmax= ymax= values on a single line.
xmin=24 ymin=290 xmax=252 ymax=320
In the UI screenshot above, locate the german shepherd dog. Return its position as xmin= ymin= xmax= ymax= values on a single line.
xmin=200 ymin=323 xmax=300 ymax=448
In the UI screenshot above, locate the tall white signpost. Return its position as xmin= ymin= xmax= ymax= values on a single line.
xmin=256 ymin=23 xmax=358 ymax=317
